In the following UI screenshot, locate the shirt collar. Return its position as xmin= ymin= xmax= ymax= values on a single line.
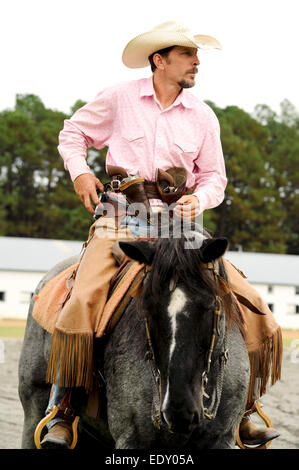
xmin=140 ymin=77 xmax=194 ymax=109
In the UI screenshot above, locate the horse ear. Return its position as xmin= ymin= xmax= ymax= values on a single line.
xmin=119 ymin=241 xmax=156 ymax=265
xmin=199 ymin=237 xmax=228 ymax=263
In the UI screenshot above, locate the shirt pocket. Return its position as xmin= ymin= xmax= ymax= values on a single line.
xmin=122 ymin=130 xmax=145 ymax=145
xmin=174 ymin=138 xmax=198 ymax=159
xmin=120 ymin=130 xmax=145 ymax=173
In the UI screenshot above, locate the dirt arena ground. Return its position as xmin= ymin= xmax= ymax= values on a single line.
xmin=0 ymin=338 xmax=298 ymax=450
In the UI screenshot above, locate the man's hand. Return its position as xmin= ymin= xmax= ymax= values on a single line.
xmin=73 ymin=173 xmax=104 ymax=214
xmin=174 ymin=194 xmax=200 ymax=220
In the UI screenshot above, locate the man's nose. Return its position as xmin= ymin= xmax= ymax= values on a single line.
xmin=193 ymin=55 xmax=200 ymax=66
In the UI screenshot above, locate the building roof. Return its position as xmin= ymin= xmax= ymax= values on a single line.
xmin=226 ymin=251 xmax=298 ymax=286
xmin=0 ymin=236 xmax=298 ymax=285
xmin=0 ymin=236 xmax=83 ymax=272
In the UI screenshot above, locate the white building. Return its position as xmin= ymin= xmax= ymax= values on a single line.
xmin=0 ymin=237 xmax=82 ymax=320
xmin=0 ymin=236 xmax=298 ymax=329
xmin=226 ymin=251 xmax=299 ymax=329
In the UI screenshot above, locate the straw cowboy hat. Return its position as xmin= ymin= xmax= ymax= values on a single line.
xmin=122 ymin=21 xmax=222 ymax=69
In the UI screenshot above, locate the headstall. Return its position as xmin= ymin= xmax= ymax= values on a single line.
xmin=143 ymin=260 xmax=230 ymax=429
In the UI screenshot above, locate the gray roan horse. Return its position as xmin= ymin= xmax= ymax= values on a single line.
xmin=19 ymin=226 xmax=250 ymax=449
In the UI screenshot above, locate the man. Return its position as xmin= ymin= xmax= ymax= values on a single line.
xmin=39 ymin=21 xmax=281 ymax=449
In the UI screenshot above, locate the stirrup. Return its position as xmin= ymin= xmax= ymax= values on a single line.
xmin=34 ymin=405 xmax=80 ymax=449
xmin=235 ymin=401 xmax=274 ymax=449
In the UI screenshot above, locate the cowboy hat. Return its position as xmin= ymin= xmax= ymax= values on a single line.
xmin=122 ymin=21 xmax=222 ymax=69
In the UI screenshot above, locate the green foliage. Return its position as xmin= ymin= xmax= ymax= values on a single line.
xmin=71 ymin=100 xmax=87 ymax=115
xmin=204 ymin=101 xmax=297 ymax=253
xmin=0 ymin=94 xmax=297 ymax=254
xmin=253 ymin=100 xmax=299 ymax=254
xmin=0 ymin=94 xmax=107 ymax=240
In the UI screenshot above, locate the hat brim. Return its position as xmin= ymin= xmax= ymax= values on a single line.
xmin=122 ymin=31 xmax=222 ymax=69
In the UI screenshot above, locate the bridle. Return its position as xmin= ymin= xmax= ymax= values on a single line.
xmin=200 ymin=295 xmax=228 ymax=420
xmin=142 ymin=260 xmax=230 ymax=430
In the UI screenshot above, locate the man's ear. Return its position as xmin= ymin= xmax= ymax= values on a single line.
xmin=153 ymin=53 xmax=165 ymax=70
xmin=119 ymin=241 xmax=156 ymax=265
xmin=199 ymin=237 xmax=228 ymax=263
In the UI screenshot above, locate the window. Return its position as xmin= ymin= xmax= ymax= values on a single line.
xmin=0 ymin=292 xmax=5 ymax=302
xmin=287 ymin=304 xmax=299 ymax=315
xmin=19 ymin=291 xmax=33 ymax=304
xmin=268 ymin=285 xmax=273 ymax=294
xmin=268 ymin=303 xmax=274 ymax=312
xmin=287 ymin=304 xmax=295 ymax=314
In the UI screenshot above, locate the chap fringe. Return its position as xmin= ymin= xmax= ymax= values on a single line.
xmin=46 ymin=329 xmax=94 ymax=392
xmin=246 ymin=327 xmax=283 ymax=408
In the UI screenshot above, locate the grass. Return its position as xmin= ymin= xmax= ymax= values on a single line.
xmin=0 ymin=320 xmax=299 ymax=348
xmin=0 ymin=320 xmax=26 ymax=338
xmin=280 ymin=329 xmax=299 ymax=349
xmin=0 ymin=325 xmax=26 ymax=338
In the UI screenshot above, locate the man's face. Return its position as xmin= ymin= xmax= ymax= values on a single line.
xmin=162 ymin=46 xmax=200 ymax=88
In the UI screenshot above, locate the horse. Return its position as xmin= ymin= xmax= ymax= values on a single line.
xmin=18 ymin=225 xmax=250 ymax=449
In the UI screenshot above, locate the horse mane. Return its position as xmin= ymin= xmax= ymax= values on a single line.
xmin=149 ymin=235 xmax=217 ymax=298
xmin=142 ymin=224 xmax=245 ymax=337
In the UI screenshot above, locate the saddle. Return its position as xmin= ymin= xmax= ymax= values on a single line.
xmin=32 ymin=241 xmax=147 ymax=339
xmin=101 ymin=247 xmax=148 ymax=335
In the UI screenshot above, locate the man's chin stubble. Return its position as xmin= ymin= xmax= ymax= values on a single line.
xmin=178 ymin=79 xmax=195 ymax=89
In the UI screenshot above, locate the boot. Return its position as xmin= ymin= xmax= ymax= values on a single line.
xmin=239 ymin=415 xmax=280 ymax=447
xmin=40 ymin=387 xmax=77 ymax=449
xmin=41 ymin=421 xmax=73 ymax=449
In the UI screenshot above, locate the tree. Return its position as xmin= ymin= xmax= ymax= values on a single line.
xmin=0 ymin=94 xmax=297 ymax=253
xmin=254 ymin=100 xmax=299 ymax=254
xmin=0 ymin=107 xmax=43 ymax=236
xmin=0 ymin=94 xmax=108 ymax=240
xmin=204 ymin=103 xmax=288 ymax=253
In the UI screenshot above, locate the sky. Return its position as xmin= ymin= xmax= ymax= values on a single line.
xmin=1 ymin=0 xmax=298 ymax=116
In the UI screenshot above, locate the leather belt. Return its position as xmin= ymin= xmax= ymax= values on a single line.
xmin=106 ymin=179 xmax=162 ymax=200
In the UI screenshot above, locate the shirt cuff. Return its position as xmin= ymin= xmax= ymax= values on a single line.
xmin=64 ymin=157 xmax=93 ymax=182
xmin=193 ymin=186 xmax=225 ymax=214
xmin=192 ymin=190 xmax=207 ymax=214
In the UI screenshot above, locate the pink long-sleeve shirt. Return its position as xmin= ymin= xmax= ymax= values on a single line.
xmin=58 ymin=77 xmax=227 ymax=213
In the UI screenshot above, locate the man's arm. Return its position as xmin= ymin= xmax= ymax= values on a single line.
xmin=174 ymin=107 xmax=226 ymax=220
xmin=191 ymin=107 xmax=227 ymax=212
xmin=58 ymin=88 xmax=115 ymax=213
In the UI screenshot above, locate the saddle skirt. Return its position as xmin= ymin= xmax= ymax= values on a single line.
xmin=32 ymin=252 xmax=146 ymax=338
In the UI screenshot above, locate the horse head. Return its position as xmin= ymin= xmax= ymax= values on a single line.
xmin=119 ymin=230 xmax=236 ymax=436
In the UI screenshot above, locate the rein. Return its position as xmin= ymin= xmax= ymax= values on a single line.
xmin=199 ymin=262 xmax=229 ymax=420
xmin=144 ymin=316 xmax=164 ymax=429
xmin=142 ymin=260 xmax=230 ymax=430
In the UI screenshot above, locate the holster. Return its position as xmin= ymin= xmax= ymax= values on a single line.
xmin=107 ymin=165 xmax=152 ymax=219
xmin=119 ymin=177 xmax=152 ymax=217
xmin=105 ymin=165 xmax=188 ymax=211
xmin=155 ymin=167 xmax=187 ymax=205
